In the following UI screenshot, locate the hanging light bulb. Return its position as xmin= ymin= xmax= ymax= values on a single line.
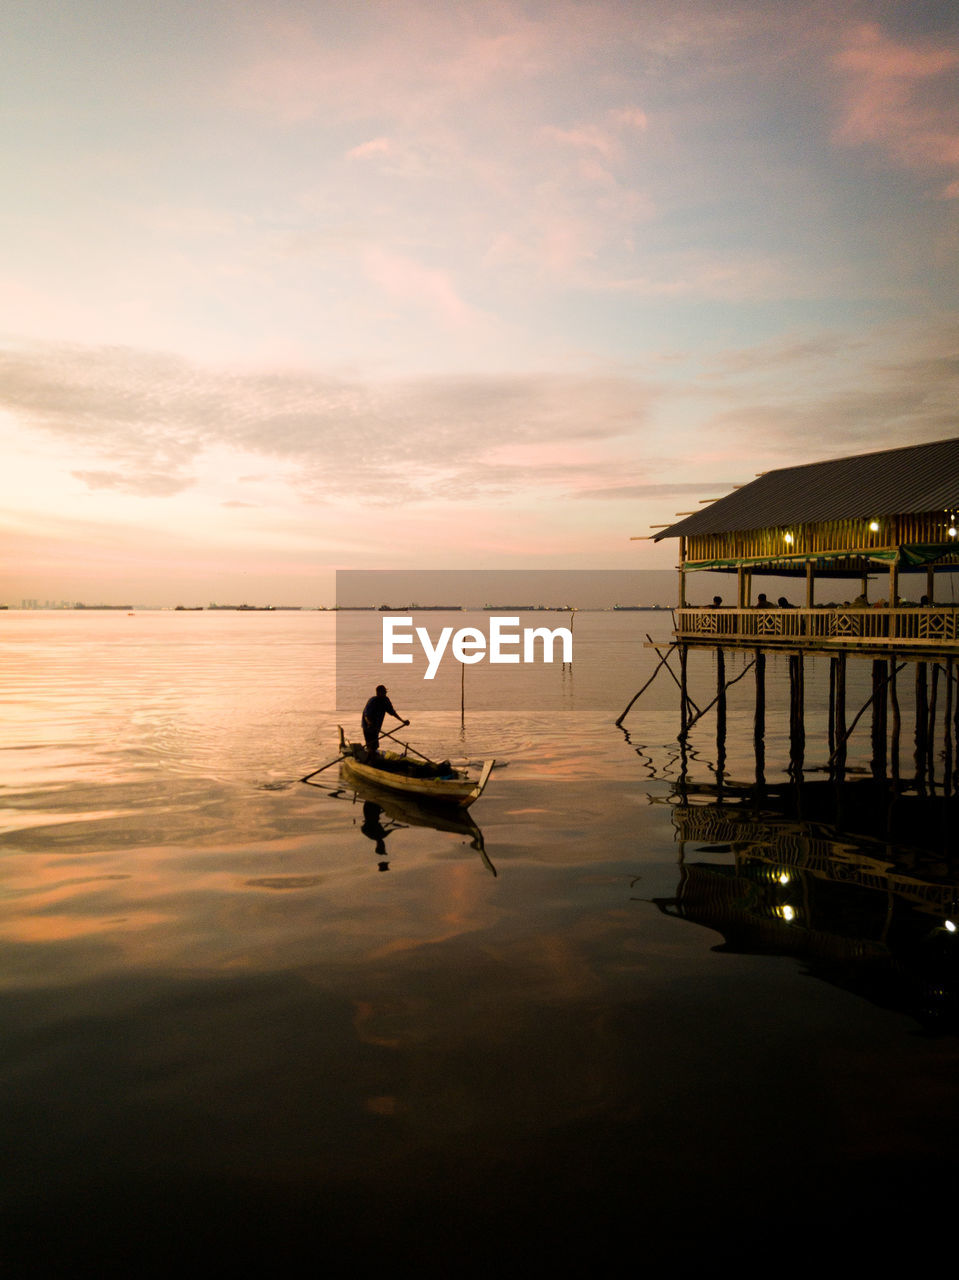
xmin=869 ymin=520 xmax=879 ymax=532
xmin=784 ymin=531 xmax=794 ymax=545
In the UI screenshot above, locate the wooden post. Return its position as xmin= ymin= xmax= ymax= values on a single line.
xmin=679 ymin=643 xmax=689 ymax=742
xmin=889 ymin=658 xmax=901 ymax=785
xmin=833 ymin=651 xmax=847 ymax=781
xmin=871 ymin=659 xmax=887 ymax=779
xmin=678 ymin=644 xmax=690 ymax=798
xmin=737 ymin=565 xmax=746 ymax=609
xmin=945 ymin=657 xmax=954 ymax=796
xmin=927 ymin=566 xmax=935 ymax=605
xmin=954 ymin=662 xmax=959 ymax=792
xmin=716 ymin=647 xmax=727 ymax=789
xmin=928 ymin=662 xmax=940 ymax=786
xmin=915 ymin=662 xmax=928 ymax=790
xmin=789 ymin=652 xmax=805 ymax=778
xmin=754 ymin=648 xmax=766 ymax=786
xmin=805 ymin=561 xmax=814 ymax=608
xmin=678 ymin=537 xmax=687 ymax=608
xmin=828 ymin=656 xmax=837 ymax=762
xmin=888 ymin=561 xmax=899 ymax=609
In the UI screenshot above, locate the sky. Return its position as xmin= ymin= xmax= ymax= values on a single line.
xmin=2 ymin=0 xmax=958 ymax=606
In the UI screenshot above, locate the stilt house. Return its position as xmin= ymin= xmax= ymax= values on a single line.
xmin=647 ymin=436 xmax=959 ymax=652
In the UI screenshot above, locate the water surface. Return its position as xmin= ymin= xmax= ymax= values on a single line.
xmin=2 ymin=611 xmax=957 ymax=1272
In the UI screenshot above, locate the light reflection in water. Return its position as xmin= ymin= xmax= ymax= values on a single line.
xmin=1 ymin=611 xmax=959 ymax=1270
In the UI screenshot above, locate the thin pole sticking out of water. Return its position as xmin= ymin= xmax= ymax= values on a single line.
xmin=715 ymin=647 xmax=726 ymax=794
xmin=833 ymin=652 xmax=847 ymax=783
xmin=944 ymin=657 xmax=954 ymax=796
xmin=871 ymin=659 xmax=887 ymax=780
xmin=915 ymin=662 xmax=928 ymax=790
xmin=889 ymin=658 xmax=901 ymax=785
xmin=753 ymin=648 xmax=765 ymax=788
xmin=928 ymin=662 xmax=940 ymax=787
xmin=789 ymin=652 xmax=804 ymax=781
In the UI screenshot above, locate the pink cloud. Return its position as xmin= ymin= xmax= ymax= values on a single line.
xmin=348 ymin=137 xmax=392 ymax=159
xmin=833 ymin=23 xmax=959 ymax=170
xmin=608 ymin=107 xmax=648 ymax=132
xmin=362 ymin=246 xmax=478 ymax=325
xmin=543 ymin=125 xmax=617 ymax=158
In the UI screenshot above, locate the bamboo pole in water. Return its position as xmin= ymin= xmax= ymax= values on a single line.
xmin=833 ymin=651 xmax=847 ymax=782
xmin=928 ymin=662 xmax=940 ymax=787
xmin=889 ymin=658 xmax=901 ymax=785
xmin=828 ymin=657 xmax=836 ymax=763
xmin=789 ymin=652 xmax=804 ymax=778
xmin=944 ymin=657 xmax=954 ymax=796
xmin=716 ymin=647 xmax=726 ymax=791
xmin=754 ymin=648 xmax=766 ymax=787
xmin=871 ymin=659 xmax=887 ymax=780
xmin=915 ymin=662 xmax=928 ymax=791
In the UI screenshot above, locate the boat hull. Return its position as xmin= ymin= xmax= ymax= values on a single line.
xmin=340 ymin=755 xmax=490 ymax=807
xmin=335 ymin=727 xmax=494 ymax=808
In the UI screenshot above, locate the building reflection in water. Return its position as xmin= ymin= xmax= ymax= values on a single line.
xmin=648 ymin=777 xmax=959 ymax=1034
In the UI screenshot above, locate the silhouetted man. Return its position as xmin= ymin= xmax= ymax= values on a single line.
xmin=362 ymin=685 xmax=408 ymax=757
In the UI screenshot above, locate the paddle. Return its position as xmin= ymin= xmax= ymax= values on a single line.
xmin=379 ymin=725 xmax=438 ymax=766
xmin=300 ymin=754 xmax=344 ymax=783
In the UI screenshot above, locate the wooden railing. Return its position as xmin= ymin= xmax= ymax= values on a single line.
xmin=675 ymin=606 xmax=959 ymax=648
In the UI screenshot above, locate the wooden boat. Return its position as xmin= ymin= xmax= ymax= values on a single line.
xmin=336 ymin=726 xmax=494 ymax=808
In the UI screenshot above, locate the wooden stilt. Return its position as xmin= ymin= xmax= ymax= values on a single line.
xmin=915 ymin=662 xmax=928 ymax=791
xmin=679 ymin=643 xmax=689 ymax=743
xmin=716 ymin=647 xmax=727 ymax=789
xmin=929 ymin=662 xmax=940 ymax=787
xmin=889 ymin=658 xmax=901 ymax=786
xmin=789 ymin=652 xmax=805 ymax=778
xmin=754 ymin=648 xmax=766 ymax=786
xmin=828 ymin=656 xmax=837 ymax=762
xmin=871 ymin=659 xmax=887 ymax=779
xmin=944 ymin=657 xmax=954 ymax=796
xmin=833 ymin=651 xmax=847 ymax=781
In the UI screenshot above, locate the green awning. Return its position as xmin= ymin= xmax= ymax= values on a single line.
xmin=685 ymin=544 xmax=959 ymax=573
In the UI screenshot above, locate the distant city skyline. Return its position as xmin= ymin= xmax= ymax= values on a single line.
xmin=2 ymin=2 xmax=958 ymax=607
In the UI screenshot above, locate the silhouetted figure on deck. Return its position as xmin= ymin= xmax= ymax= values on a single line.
xmin=362 ymin=685 xmax=409 ymax=757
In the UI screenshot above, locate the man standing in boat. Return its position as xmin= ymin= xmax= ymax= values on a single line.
xmin=361 ymin=685 xmax=409 ymax=758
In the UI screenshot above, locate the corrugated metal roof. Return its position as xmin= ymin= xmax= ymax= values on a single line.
xmin=652 ymin=437 xmax=959 ymax=540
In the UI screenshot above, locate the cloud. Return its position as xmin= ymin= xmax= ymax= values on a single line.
xmin=573 ymin=481 xmax=737 ymax=501
xmin=361 ymin=246 xmax=480 ymax=326
xmin=72 ymin=470 xmax=191 ymax=498
xmin=347 ymin=137 xmax=392 ymax=159
xmin=833 ymin=23 xmax=959 ymax=172
xmin=700 ymin=320 xmax=959 ymax=464
xmin=599 ymin=249 xmax=811 ymax=301
xmin=0 ymin=339 xmax=659 ymax=508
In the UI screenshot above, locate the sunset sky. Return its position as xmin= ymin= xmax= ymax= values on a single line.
xmin=3 ymin=0 xmax=958 ymax=605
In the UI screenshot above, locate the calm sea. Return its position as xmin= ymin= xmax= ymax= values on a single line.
xmin=2 ymin=610 xmax=957 ymax=1272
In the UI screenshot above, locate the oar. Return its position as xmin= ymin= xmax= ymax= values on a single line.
xmin=379 ymin=726 xmax=437 ymax=765
xmin=300 ymin=754 xmax=345 ymax=783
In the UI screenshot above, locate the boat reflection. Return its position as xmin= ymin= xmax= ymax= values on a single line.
xmin=649 ymin=778 xmax=959 ymax=1033
xmin=305 ymin=769 xmax=496 ymax=876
